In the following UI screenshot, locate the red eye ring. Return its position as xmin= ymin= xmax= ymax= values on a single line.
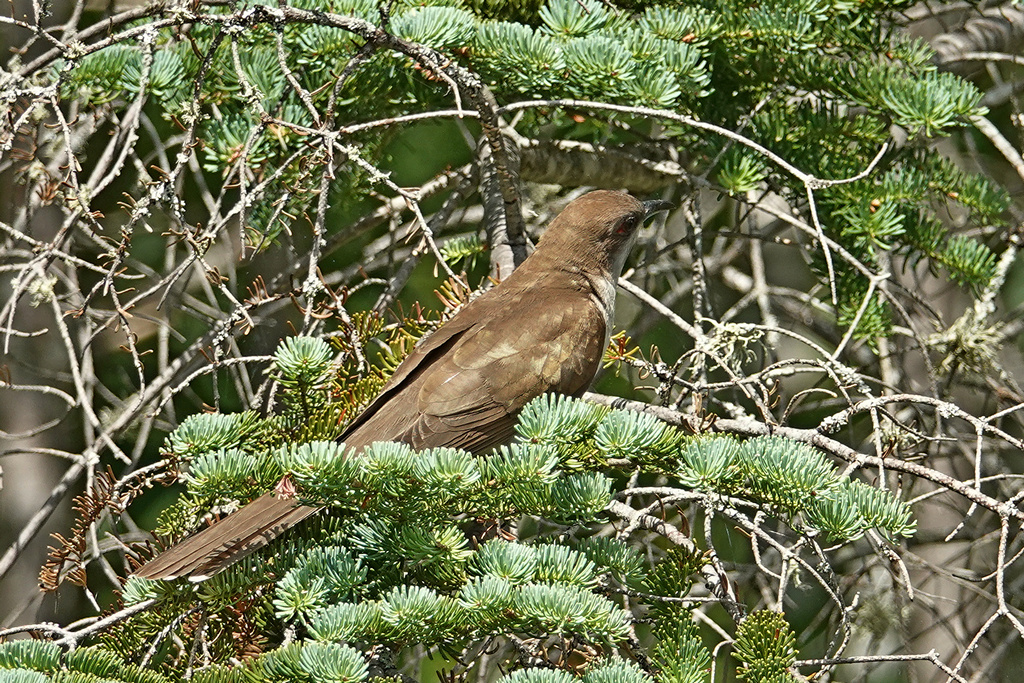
xmin=616 ymin=215 xmax=638 ymax=235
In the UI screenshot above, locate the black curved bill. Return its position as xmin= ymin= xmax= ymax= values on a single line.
xmin=642 ymin=199 xmax=674 ymax=218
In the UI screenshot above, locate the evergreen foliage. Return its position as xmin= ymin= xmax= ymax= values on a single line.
xmin=732 ymin=611 xmax=798 ymax=683
xmin=0 ymin=644 xmax=168 ymax=683
xmin=46 ymin=0 xmax=1007 ymax=337
xmin=1 ymin=331 xmax=917 ymax=680
xmin=3 ymin=0 xmax=1011 ymax=680
xmin=651 ymin=615 xmax=710 ymax=683
xmin=2 ymin=338 xmax=915 ymax=682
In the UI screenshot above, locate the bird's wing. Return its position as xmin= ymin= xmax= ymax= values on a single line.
xmin=342 ymin=286 xmax=607 ymax=454
xmin=337 ymin=306 xmax=477 ymax=449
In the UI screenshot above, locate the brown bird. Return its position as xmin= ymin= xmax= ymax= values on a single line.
xmin=134 ymin=190 xmax=671 ymax=580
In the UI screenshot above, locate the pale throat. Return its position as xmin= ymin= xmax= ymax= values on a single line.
xmin=584 ymin=236 xmax=636 ymax=349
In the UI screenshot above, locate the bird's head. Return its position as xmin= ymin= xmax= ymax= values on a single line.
xmin=536 ymin=190 xmax=672 ymax=277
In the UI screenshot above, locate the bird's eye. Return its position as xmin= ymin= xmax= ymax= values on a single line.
xmin=616 ymin=215 xmax=638 ymax=235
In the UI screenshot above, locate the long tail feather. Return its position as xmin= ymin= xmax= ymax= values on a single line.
xmin=134 ymin=494 xmax=319 ymax=580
